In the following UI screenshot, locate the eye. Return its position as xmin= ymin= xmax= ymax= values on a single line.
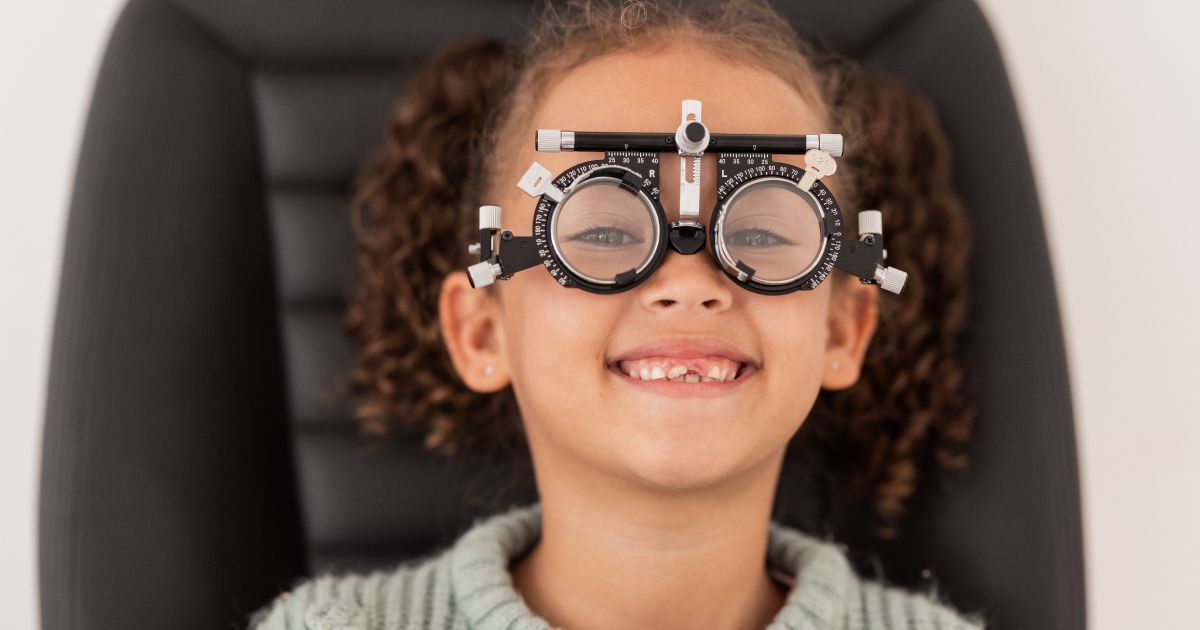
xmin=726 ymin=227 xmax=795 ymax=248
xmin=568 ymin=224 xmax=643 ymax=247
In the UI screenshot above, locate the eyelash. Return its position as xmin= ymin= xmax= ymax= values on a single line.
xmin=728 ymin=225 xmax=795 ymax=247
xmin=566 ymin=224 xmax=793 ymax=248
xmin=568 ymin=223 xmax=644 ymax=246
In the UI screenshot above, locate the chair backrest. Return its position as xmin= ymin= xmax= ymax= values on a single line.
xmin=39 ymin=1 xmax=1086 ymax=628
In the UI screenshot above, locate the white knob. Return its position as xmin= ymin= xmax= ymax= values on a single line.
xmin=536 ymin=129 xmax=562 ymax=152
xmin=479 ymin=205 xmax=502 ymax=230
xmin=875 ymin=265 xmax=908 ymax=294
xmin=467 ymin=260 xmax=499 ymax=288
xmin=858 ymin=209 xmax=882 ymax=236
xmin=818 ymin=134 xmax=843 ymax=157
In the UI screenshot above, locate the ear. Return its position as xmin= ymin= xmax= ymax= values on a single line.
xmin=438 ymin=270 xmax=509 ymax=392
xmin=822 ymin=279 xmax=879 ymax=390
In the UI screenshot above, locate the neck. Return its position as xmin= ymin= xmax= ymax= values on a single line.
xmin=510 ymin=442 xmax=790 ymax=630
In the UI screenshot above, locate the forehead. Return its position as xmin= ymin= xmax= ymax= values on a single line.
xmin=528 ymin=44 xmax=827 ymax=139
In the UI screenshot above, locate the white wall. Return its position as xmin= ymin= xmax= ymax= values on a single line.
xmin=1 ymin=1 xmax=128 ymax=628
xmin=976 ymin=1 xmax=1200 ymax=627
xmin=1 ymin=1 xmax=1195 ymax=628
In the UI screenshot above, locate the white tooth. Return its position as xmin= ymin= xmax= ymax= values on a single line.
xmin=624 ymin=364 xmax=639 ymax=379
xmin=684 ymin=373 xmax=700 ymax=383
xmin=666 ymin=365 xmax=688 ymax=379
xmin=706 ymin=366 xmax=723 ymax=380
xmin=650 ymin=366 xmax=666 ymax=380
xmin=669 ymin=374 xmax=686 ymax=382
xmin=639 ymin=367 xmax=651 ymax=381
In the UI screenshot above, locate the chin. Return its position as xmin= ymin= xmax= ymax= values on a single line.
xmin=617 ymin=434 xmax=750 ymax=492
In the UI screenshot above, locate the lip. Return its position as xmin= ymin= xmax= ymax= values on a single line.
xmin=609 ymin=338 xmax=759 ymax=367
xmin=606 ymin=337 xmax=760 ymax=398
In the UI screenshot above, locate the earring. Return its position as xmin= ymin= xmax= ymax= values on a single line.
xmin=483 ymin=364 xmax=494 ymax=376
xmin=831 ymin=360 xmax=841 ymax=370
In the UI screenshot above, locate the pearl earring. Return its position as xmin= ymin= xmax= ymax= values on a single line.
xmin=831 ymin=360 xmax=841 ymax=370
xmin=483 ymin=364 xmax=494 ymax=376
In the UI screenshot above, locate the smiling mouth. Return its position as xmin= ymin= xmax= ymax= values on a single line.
xmin=606 ymin=359 xmax=757 ymax=384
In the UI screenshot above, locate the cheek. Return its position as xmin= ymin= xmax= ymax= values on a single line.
xmin=754 ymin=292 xmax=830 ymax=396
xmin=500 ymin=273 xmax=621 ymax=418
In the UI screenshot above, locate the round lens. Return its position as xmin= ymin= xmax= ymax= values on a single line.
xmin=551 ymin=177 xmax=659 ymax=284
xmin=716 ymin=179 xmax=825 ymax=284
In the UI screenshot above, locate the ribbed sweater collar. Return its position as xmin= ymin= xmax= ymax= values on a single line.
xmin=448 ymin=502 xmax=855 ymax=629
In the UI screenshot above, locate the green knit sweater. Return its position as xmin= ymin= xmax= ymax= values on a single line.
xmin=250 ymin=502 xmax=987 ymax=629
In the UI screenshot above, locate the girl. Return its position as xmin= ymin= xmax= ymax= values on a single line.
xmin=253 ymin=0 xmax=982 ymax=628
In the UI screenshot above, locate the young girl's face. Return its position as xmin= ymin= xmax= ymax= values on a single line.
xmin=441 ymin=42 xmax=877 ymax=491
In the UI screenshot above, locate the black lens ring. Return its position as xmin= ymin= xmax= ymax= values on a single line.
xmin=534 ymin=162 xmax=669 ymax=294
xmin=708 ymin=163 xmax=846 ymax=295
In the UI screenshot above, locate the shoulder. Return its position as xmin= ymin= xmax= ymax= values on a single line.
xmin=248 ymin=550 xmax=451 ymax=630
xmin=249 ymin=503 xmax=544 ymax=630
xmin=852 ymin=578 xmax=989 ymax=630
xmin=766 ymin=521 xmax=988 ymax=629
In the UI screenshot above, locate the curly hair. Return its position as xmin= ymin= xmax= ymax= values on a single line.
xmin=343 ymin=0 xmax=975 ymax=542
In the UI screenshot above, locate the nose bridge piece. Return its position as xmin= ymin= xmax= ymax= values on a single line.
xmin=667 ymin=99 xmax=709 ymax=257
xmin=667 ymin=221 xmax=707 ymax=255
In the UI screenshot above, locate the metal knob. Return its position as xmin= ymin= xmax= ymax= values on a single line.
xmin=675 ymin=120 xmax=709 ymax=154
xmin=674 ymin=99 xmax=708 ymax=154
xmin=874 ymin=265 xmax=908 ymax=294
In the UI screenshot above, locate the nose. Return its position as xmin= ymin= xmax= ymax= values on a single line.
xmin=637 ymin=242 xmax=734 ymax=312
xmin=635 ymin=152 xmax=734 ymax=312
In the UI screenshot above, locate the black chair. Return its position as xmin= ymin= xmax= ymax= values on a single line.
xmin=39 ymin=1 xmax=1086 ymax=628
